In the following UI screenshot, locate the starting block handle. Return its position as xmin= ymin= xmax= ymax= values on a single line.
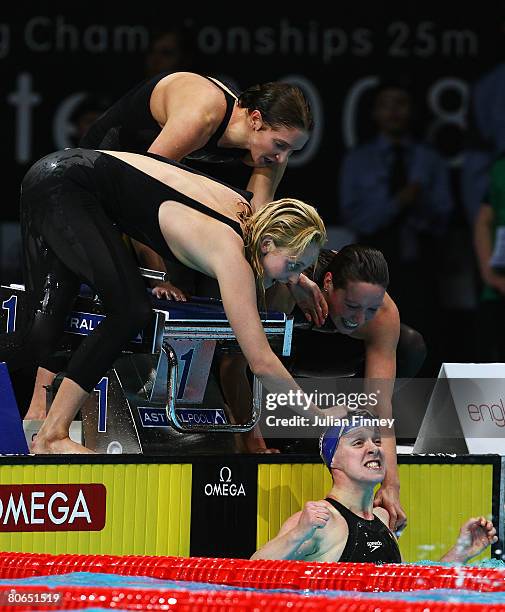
xmin=139 ymin=267 xmax=166 ymax=282
xmin=162 ymin=339 xmax=261 ymax=434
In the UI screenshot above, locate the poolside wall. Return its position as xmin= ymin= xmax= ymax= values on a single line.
xmin=0 ymin=455 xmax=500 ymax=562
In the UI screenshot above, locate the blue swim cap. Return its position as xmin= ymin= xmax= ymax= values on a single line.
xmin=319 ymin=409 xmax=378 ymax=469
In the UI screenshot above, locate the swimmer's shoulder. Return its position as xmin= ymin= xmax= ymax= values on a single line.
xmin=154 ymin=72 xmax=228 ymax=115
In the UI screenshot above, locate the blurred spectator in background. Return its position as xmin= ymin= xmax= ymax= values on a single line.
xmin=338 ymin=78 xmax=453 ymax=372
xmin=461 ymin=24 xmax=505 ymax=362
xmin=69 ymin=93 xmax=112 ymax=147
xmin=144 ymin=26 xmax=194 ymax=78
xmin=461 ymin=61 xmax=505 ymax=225
xmin=473 ymin=156 xmax=505 ymax=361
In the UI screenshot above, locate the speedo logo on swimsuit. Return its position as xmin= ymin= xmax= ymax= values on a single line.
xmin=367 ymin=541 xmax=383 ymax=552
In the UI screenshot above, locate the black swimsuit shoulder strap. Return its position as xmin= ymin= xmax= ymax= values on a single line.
xmin=325 ymin=497 xmax=380 ymax=525
xmin=203 ymin=76 xmax=239 ymax=146
xmin=325 ymin=497 xmax=356 ymax=520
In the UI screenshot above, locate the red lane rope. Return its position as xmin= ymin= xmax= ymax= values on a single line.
xmin=0 ymin=584 xmax=503 ymax=612
xmin=0 ymin=552 xmax=504 ymax=593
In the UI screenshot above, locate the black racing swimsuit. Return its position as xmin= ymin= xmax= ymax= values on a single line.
xmin=325 ymin=498 xmax=401 ymax=563
xmin=2 ymin=148 xmax=251 ymax=393
xmin=79 ymin=73 xmax=245 ymax=163
xmin=92 ymin=150 xmax=248 ymax=261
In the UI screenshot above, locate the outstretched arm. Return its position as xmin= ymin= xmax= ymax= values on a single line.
xmin=215 ymin=256 xmax=303 ymax=387
xmin=211 ymin=251 xmax=345 ymax=421
xmin=364 ymin=300 xmax=406 ymax=533
xmin=440 ymin=517 xmax=497 ymax=563
xmin=246 ymin=160 xmax=288 ymax=212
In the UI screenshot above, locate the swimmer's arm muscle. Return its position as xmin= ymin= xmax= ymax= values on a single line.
xmin=251 ymin=512 xmax=314 ymax=560
xmin=211 ymin=253 xmax=324 ymax=414
xmin=364 ymin=301 xmax=406 ymax=531
xmin=148 ymin=109 xmax=216 ymax=160
xmin=213 ymin=256 xmax=295 ymax=384
xmin=148 ymin=85 xmax=226 ymax=160
xmin=364 ymin=301 xmax=400 ymax=486
xmin=246 ymin=160 xmax=288 ymax=212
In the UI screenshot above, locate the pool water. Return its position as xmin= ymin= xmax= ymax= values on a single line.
xmin=2 ymin=564 xmax=505 ymax=606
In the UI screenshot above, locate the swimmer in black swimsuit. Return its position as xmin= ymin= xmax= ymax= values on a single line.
xmin=2 ymin=147 xmax=327 ymax=454
xmin=251 ymin=409 xmax=497 ymax=563
xmin=80 ymin=72 xmax=311 ymax=183
xmin=21 ymin=72 xmax=313 ymax=421
xmin=79 ymin=71 xmax=312 ymax=298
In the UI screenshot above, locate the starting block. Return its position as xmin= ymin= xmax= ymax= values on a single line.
xmin=0 ymin=283 xmax=293 ymax=454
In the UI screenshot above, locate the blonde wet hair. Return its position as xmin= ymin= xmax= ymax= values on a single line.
xmin=242 ymin=198 xmax=327 ymax=293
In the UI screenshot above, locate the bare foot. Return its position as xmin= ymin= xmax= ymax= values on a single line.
xmin=31 ymin=435 xmax=96 ymax=454
xmin=240 ymin=426 xmax=280 ymax=454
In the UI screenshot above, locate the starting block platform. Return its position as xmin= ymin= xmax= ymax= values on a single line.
xmin=0 ymin=284 xmax=293 ymax=454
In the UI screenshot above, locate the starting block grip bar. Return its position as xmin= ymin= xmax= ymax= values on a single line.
xmin=139 ymin=268 xmax=166 ymax=282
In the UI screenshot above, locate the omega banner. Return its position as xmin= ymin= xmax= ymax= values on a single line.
xmin=0 ymin=458 xmax=499 ymax=560
xmin=0 ymin=484 xmax=106 ymax=532
xmin=190 ymin=458 xmax=257 ymax=558
xmin=0 ymin=462 xmax=258 ymax=557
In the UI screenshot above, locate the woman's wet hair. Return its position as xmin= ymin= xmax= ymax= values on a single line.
xmin=327 ymin=244 xmax=389 ymax=290
xmin=242 ymin=198 xmax=326 ymax=297
xmin=238 ymin=82 xmax=313 ymax=132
